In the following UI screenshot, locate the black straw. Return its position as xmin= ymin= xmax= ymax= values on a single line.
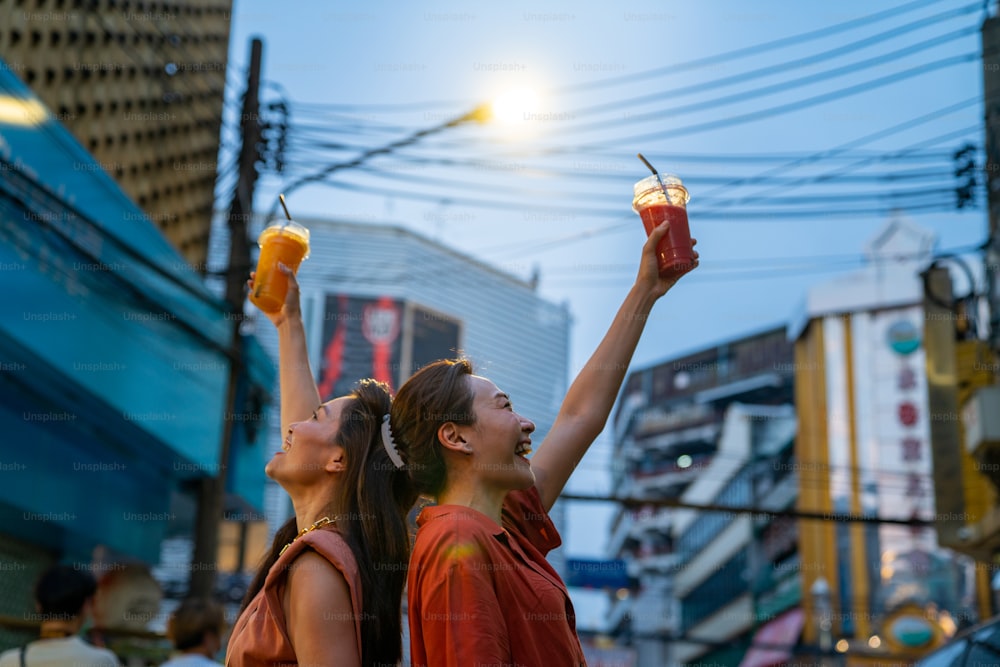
xmin=637 ymin=153 xmax=668 ymax=193
xmin=637 ymin=153 xmax=659 ymax=175
xmin=278 ymin=194 xmax=293 ymax=221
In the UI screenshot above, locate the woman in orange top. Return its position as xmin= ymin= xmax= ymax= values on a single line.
xmin=226 ymin=266 xmax=417 ymax=667
xmin=388 ymin=221 xmax=697 ymax=666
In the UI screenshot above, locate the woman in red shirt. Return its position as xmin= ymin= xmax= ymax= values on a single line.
xmin=388 ymin=221 xmax=697 ymax=666
xmin=227 ymin=267 xmax=417 ymax=667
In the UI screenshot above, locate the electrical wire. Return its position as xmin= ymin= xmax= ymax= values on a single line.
xmin=563 ymin=3 xmax=982 ymax=121
xmin=322 ymin=161 xmax=961 ymax=210
xmin=553 ymin=0 xmax=952 ymax=96
xmin=512 ymin=51 xmax=980 ymax=154
xmin=270 ymin=43 xmax=978 ymax=201
xmin=545 ymin=23 xmax=979 ymax=137
xmin=269 ymin=88 xmax=980 ymax=241
xmin=289 ymin=116 xmax=977 ymax=217
xmin=561 ymin=492 xmax=932 ymax=526
xmin=282 ymin=148 xmax=958 ymax=186
xmin=699 ymin=125 xmax=983 ymax=210
xmin=301 ymin=169 xmax=965 ymax=221
xmin=469 ymin=130 xmax=981 ymax=260
xmin=521 ymin=242 xmax=985 ymax=276
xmin=262 ymin=3 xmax=977 ymax=155
xmin=280 ymin=0 xmax=950 ymax=115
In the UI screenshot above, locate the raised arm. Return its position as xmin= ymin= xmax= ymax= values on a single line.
xmin=530 ymin=221 xmax=697 ymax=511
xmin=249 ymin=264 xmax=320 ymax=436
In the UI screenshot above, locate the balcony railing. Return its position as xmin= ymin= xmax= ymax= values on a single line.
xmin=633 ymin=507 xmax=673 ymax=534
xmin=626 ymin=423 xmax=720 ymax=459
xmin=633 ymin=550 xmax=682 ymax=574
xmin=630 ymin=466 xmax=704 ymax=497
xmin=607 ymin=509 xmax=635 ymax=557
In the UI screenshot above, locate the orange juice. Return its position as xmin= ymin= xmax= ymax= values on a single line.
xmin=249 ymin=221 xmax=310 ymax=314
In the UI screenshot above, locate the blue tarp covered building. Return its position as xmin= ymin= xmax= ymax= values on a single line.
xmin=0 ymin=60 xmax=274 ymax=571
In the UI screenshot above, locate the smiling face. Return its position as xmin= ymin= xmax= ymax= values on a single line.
xmin=265 ymin=397 xmax=349 ymax=488
xmin=454 ymin=375 xmax=536 ymax=493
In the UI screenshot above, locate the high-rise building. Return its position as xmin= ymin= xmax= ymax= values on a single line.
xmin=0 ymin=0 xmax=233 ymax=267
xmin=670 ymin=403 xmax=798 ymax=667
xmin=605 ymin=327 xmax=796 ymax=666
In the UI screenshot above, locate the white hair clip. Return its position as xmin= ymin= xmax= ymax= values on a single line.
xmin=381 ymin=414 xmax=406 ymax=470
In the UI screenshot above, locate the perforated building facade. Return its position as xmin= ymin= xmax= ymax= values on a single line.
xmin=0 ymin=0 xmax=232 ymax=267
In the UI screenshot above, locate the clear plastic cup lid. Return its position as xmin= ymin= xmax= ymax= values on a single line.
xmin=265 ymin=219 xmax=310 ymax=241
xmin=633 ymin=174 xmax=687 ymax=199
xmin=632 ymin=175 xmax=689 ymax=212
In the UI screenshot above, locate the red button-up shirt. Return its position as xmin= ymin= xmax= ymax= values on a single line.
xmin=408 ymin=486 xmax=587 ymax=667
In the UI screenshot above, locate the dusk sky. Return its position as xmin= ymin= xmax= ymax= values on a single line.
xmin=221 ymin=0 xmax=986 ymax=627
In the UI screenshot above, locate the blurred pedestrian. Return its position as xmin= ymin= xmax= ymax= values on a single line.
xmin=161 ymin=598 xmax=225 ymax=667
xmin=391 ymin=222 xmax=697 ymax=666
xmin=87 ymin=563 xmax=166 ymax=667
xmin=225 ymin=266 xmax=417 ymax=667
xmin=0 ymin=564 xmax=119 ymax=667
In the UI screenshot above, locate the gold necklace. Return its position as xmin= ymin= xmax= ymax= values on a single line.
xmin=280 ymin=516 xmax=333 ymax=555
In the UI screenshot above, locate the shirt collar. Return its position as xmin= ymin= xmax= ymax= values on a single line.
xmin=417 ymin=503 xmax=507 ymax=539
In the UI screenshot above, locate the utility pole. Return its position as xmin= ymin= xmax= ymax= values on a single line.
xmin=983 ymin=15 xmax=1000 ymax=350
xmin=189 ymin=37 xmax=263 ymax=598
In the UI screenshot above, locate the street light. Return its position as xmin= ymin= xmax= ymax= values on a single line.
xmin=489 ymin=87 xmax=540 ymax=125
xmin=265 ymin=101 xmax=493 ymax=219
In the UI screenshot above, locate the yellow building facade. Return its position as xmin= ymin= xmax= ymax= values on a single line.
xmin=792 ymin=220 xmax=982 ymax=666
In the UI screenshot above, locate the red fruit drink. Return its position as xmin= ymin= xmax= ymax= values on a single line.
xmin=632 ymin=174 xmax=694 ymax=280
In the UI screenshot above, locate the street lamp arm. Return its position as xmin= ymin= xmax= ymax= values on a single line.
xmin=265 ymin=103 xmax=491 ymax=219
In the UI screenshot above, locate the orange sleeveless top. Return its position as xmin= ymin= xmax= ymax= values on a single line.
xmin=225 ymin=527 xmax=363 ymax=667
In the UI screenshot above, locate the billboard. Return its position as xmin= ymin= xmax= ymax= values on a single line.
xmin=407 ymin=303 xmax=463 ymax=377
xmin=317 ymin=295 xmax=462 ymax=400
xmin=318 ymin=295 xmax=403 ymax=399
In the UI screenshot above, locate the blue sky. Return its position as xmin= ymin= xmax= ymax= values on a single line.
xmin=223 ymin=0 xmax=987 ymax=628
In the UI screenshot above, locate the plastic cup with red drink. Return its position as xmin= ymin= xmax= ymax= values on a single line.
xmin=632 ymin=171 xmax=695 ymax=280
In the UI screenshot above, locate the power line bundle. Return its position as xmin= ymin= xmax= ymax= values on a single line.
xmin=220 ymin=0 xmax=986 ymax=284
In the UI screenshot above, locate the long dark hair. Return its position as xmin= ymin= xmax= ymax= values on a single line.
xmin=389 ymin=358 xmax=477 ymax=498
xmin=240 ymin=379 xmax=418 ymax=667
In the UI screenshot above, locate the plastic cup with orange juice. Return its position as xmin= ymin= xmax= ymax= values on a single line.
xmin=249 ymin=220 xmax=310 ymax=314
